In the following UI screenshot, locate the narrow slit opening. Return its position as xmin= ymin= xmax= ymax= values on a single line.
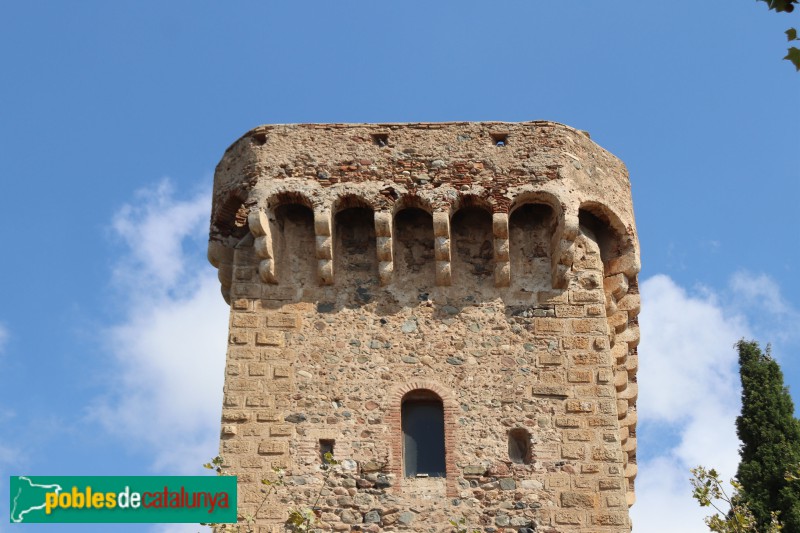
xmin=508 ymin=428 xmax=531 ymax=465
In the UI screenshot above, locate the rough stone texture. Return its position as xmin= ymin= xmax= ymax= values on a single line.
xmin=208 ymin=121 xmax=641 ymax=532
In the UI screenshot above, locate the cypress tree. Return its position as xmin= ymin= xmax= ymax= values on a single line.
xmin=735 ymin=339 xmax=800 ymax=531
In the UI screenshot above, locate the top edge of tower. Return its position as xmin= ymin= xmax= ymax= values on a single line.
xmin=209 ymin=120 xmax=638 ymax=269
xmin=221 ymin=120 xmax=606 ymax=155
xmin=213 ymin=120 xmax=630 ymax=191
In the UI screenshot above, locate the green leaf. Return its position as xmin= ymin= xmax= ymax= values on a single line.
xmin=787 ymin=28 xmax=798 ymax=41
xmin=785 ymin=47 xmax=800 ymax=71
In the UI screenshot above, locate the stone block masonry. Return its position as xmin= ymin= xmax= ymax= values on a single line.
xmin=208 ymin=121 xmax=641 ymax=532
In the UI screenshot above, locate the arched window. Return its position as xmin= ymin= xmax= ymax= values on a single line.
xmin=508 ymin=428 xmax=531 ymax=464
xmin=402 ymin=390 xmax=446 ymax=477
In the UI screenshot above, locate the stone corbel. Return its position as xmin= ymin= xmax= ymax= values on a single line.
xmin=247 ymin=209 xmax=277 ymax=284
xmin=492 ymin=213 xmax=510 ymax=287
xmin=315 ymin=210 xmax=334 ymax=285
xmin=551 ymin=205 xmax=580 ymax=289
xmin=374 ymin=211 xmax=393 ymax=286
xmin=432 ymin=211 xmax=451 ymax=286
xmin=208 ymin=240 xmax=235 ymax=304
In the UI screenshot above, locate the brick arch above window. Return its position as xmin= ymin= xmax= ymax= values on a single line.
xmin=386 ymin=380 xmax=458 ymax=497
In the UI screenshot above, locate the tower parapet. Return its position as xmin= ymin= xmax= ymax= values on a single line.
xmin=209 ymin=121 xmax=640 ymax=532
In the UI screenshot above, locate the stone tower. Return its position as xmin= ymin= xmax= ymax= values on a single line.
xmin=208 ymin=121 xmax=641 ymax=532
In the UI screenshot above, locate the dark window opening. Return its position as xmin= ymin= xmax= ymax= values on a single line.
xmin=491 ymin=133 xmax=508 ymax=147
xmin=508 ymin=428 xmax=531 ymax=464
xmin=578 ymin=208 xmax=624 ymax=263
xmin=320 ymin=439 xmax=335 ymax=464
xmin=213 ymin=196 xmax=250 ymax=239
xmin=402 ymin=391 xmax=446 ymax=477
xmin=372 ymin=133 xmax=389 ymax=147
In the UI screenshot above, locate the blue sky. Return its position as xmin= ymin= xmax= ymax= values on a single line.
xmin=1 ymin=2 xmax=798 ymax=532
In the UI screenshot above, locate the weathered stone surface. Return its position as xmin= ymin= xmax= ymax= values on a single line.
xmin=361 ymin=461 xmax=384 ymax=473
xmin=398 ymin=511 xmax=415 ymax=525
xmin=463 ymin=465 xmax=487 ymax=476
xmin=210 ymin=122 xmax=640 ymax=532
xmin=594 ymin=512 xmax=630 ymax=526
xmin=561 ymin=491 xmax=597 ymax=508
xmin=532 ymin=384 xmax=571 ymax=397
xmin=401 ymin=320 xmax=417 ymax=333
xmin=499 ymin=478 xmax=516 ymax=490
xmin=604 ymin=273 xmax=629 ymax=299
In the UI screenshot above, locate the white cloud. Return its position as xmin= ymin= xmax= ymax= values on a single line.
xmin=633 ymin=456 xmax=711 ymax=533
xmin=632 ymin=274 xmax=750 ymax=532
xmin=728 ymin=270 xmax=800 ymax=345
xmin=730 ymin=270 xmax=790 ymax=316
xmin=0 ymin=323 xmax=8 ymax=354
xmin=111 ymin=180 xmax=210 ymax=294
xmin=636 ymin=275 xmax=746 ymax=426
xmin=90 ymin=180 xmax=229 ymax=475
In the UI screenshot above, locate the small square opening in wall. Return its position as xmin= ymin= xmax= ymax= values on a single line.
xmin=371 ymin=133 xmax=389 ymax=147
xmin=319 ymin=439 xmax=335 ymax=463
xmin=491 ymin=133 xmax=508 ymax=147
xmin=251 ymin=132 xmax=267 ymax=146
xmin=508 ymin=428 xmax=531 ymax=465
